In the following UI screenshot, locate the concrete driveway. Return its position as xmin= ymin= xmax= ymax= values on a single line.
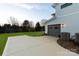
xmin=3 ymin=35 xmax=79 ymax=56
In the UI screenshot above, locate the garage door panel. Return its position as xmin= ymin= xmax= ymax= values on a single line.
xmin=48 ymin=24 xmax=61 ymax=37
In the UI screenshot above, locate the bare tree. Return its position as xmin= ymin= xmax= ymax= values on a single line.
xmin=29 ymin=21 xmax=34 ymax=28
xmin=8 ymin=16 xmax=20 ymax=32
xmin=8 ymin=16 xmax=19 ymax=26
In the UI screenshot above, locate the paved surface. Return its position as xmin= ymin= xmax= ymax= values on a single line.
xmin=3 ymin=35 xmax=79 ymax=56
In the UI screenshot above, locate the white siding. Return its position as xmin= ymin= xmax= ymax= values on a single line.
xmin=46 ymin=12 xmax=79 ymax=36
xmin=56 ymin=3 xmax=79 ymax=17
xmin=45 ymin=3 xmax=79 ymax=37
xmin=45 ymin=25 xmax=48 ymax=34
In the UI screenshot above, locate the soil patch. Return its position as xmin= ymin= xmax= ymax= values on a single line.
xmin=57 ymin=39 xmax=79 ymax=54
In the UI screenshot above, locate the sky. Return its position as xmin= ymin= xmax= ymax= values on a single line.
xmin=0 ymin=3 xmax=55 ymax=26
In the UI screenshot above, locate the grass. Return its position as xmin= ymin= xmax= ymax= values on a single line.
xmin=0 ymin=32 xmax=44 ymax=56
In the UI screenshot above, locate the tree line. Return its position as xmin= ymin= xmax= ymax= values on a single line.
xmin=0 ymin=17 xmax=45 ymax=33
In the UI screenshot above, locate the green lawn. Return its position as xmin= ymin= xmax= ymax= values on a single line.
xmin=0 ymin=32 xmax=44 ymax=56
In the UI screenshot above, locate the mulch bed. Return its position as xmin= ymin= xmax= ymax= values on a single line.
xmin=57 ymin=39 xmax=79 ymax=54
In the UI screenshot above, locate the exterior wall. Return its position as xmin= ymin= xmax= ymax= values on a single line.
xmin=46 ymin=12 xmax=79 ymax=37
xmin=56 ymin=3 xmax=79 ymax=17
xmin=55 ymin=3 xmax=79 ymax=36
xmin=45 ymin=25 xmax=48 ymax=34
xmin=45 ymin=3 xmax=79 ymax=37
xmin=60 ymin=13 xmax=79 ymax=36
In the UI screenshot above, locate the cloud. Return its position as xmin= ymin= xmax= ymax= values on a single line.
xmin=17 ymin=4 xmax=33 ymax=10
xmin=14 ymin=3 xmax=41 ymax=10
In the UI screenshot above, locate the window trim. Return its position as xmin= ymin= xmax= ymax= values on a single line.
xmin=61 ymin=3 xmax=72 ymax=9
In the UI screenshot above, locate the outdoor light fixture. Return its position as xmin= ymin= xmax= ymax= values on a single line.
xmin=61 ymin=24 xmax=66 ymax=28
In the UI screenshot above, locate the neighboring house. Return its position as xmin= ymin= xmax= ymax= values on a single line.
xmin=44 ymin=3 xmax=79 ymax=37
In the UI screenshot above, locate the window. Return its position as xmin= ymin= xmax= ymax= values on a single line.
xmin=61 ymin=3 xmax=72 ymax=9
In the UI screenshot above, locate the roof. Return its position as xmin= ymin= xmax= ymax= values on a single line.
xmin=44 ymin=17 xmax=56 ymax=25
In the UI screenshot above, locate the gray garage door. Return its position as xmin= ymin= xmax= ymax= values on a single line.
xmin=48 ymin=24 xmax=61 ymax=37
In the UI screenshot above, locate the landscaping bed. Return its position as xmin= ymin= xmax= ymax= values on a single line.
xmin=57 ymin=39 xmax=79 ymax=54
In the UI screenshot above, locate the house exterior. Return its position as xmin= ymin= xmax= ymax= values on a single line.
xmin=44 ymin=3 xmax=79 ymax=37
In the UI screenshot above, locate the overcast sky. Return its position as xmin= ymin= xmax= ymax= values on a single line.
xmin=0 ymin=3 xmax=55 ymax=25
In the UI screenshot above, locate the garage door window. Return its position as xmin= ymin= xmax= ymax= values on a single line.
xmin=54 ymin=26 xmax=59 ymax=29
